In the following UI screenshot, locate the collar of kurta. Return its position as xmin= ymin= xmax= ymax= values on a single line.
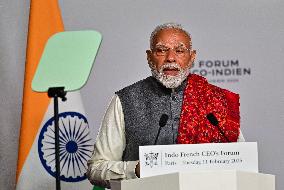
xmin=177 ymin=74 xmax=240 ymax=144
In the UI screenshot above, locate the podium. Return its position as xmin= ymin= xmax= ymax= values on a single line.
xmin=110 ymin=170 xmax=275 ymax=190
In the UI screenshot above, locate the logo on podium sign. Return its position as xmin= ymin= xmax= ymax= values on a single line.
xmin=144 ymin=152 xmax=160 ymax=168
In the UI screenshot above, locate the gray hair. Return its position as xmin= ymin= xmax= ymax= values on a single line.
xmin=150 ymin=23 xmax=192 ymax=49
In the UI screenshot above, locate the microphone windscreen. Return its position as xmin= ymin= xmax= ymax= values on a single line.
xmin=206 ymin=113 xmax=219 ymax=126
xmin=159 ymin=114 xmax=169 ymax=127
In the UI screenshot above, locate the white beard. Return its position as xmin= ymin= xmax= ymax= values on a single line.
xmin=149 ymin=62 xmax=190 ymax=89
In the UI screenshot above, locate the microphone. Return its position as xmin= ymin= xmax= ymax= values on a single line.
xmin=154 ymin=114 xmax=169 ymax=145
xmin=206 ymin=113 xmax=230 ymax=142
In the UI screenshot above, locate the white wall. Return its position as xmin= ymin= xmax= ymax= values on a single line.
xmin=0 ymin=1 xmax=29 ymax=190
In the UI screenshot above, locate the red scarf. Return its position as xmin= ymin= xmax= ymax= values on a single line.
xmin=177 ymin=74 xmax=240 ymax=144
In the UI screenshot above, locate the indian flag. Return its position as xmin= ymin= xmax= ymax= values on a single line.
xmin=16 ymin=0 xmax=103 ymax=189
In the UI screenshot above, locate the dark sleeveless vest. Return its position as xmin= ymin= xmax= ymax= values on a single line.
xmin=116 ymin=76 xmax=187 ymax=161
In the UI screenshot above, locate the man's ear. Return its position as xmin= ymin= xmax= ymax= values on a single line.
xmin=146 ymin=50 xmax=152 ymax=62
xmin=190 ymin=50 xmax=197 ymax=62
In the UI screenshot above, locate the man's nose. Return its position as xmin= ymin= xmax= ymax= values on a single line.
xmin=165 ymin=49 xmax=176 ymax=62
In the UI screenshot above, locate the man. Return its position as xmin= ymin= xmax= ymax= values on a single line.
xmin=87 ymin=23 xmax=244 ymax=187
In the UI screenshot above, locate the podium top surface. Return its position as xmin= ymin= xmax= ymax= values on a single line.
xmin=111 ymin=171 xmax=275 ymax=190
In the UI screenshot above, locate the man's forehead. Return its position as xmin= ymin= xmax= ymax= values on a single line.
xmin=155 ymin=41 xmax=187 ymax=47
xmin=152 ymin=28 xmax=190 ymax=47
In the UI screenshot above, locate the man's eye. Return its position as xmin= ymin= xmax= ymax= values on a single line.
xmin=156 ymin=48 xmax=167 ymax=53
xmin=176 ymin=48 xmax=185 ymax=54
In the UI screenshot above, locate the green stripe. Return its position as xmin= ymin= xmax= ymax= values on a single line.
xmin=92 ymin=185 xmax=105 ymax=190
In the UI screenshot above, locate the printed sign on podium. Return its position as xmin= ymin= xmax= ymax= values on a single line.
xmin=139 ymin=142 xmax=258 ymax=178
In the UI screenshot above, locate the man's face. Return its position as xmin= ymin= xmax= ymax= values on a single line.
xmin=147 ymin=28 xmax=196 ymax=76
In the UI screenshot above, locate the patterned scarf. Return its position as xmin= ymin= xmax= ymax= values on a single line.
xmin=177 ymin=74 xmax=240 ymax=144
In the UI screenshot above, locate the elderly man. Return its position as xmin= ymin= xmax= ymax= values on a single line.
xmin=87 ymin=23 xmax=244 ymax=187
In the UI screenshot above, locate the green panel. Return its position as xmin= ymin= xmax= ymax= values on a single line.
xmin=32 ymin=30 xmax=102 ymax=92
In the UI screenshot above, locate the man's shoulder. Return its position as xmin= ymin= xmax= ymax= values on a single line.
xmin=208 ymin=81 xmax=239 ymax=99
xmin=191 ymin=74 xmax=239 ymax=97
xmin=115 ymin=76 xmax=153 ymax=95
